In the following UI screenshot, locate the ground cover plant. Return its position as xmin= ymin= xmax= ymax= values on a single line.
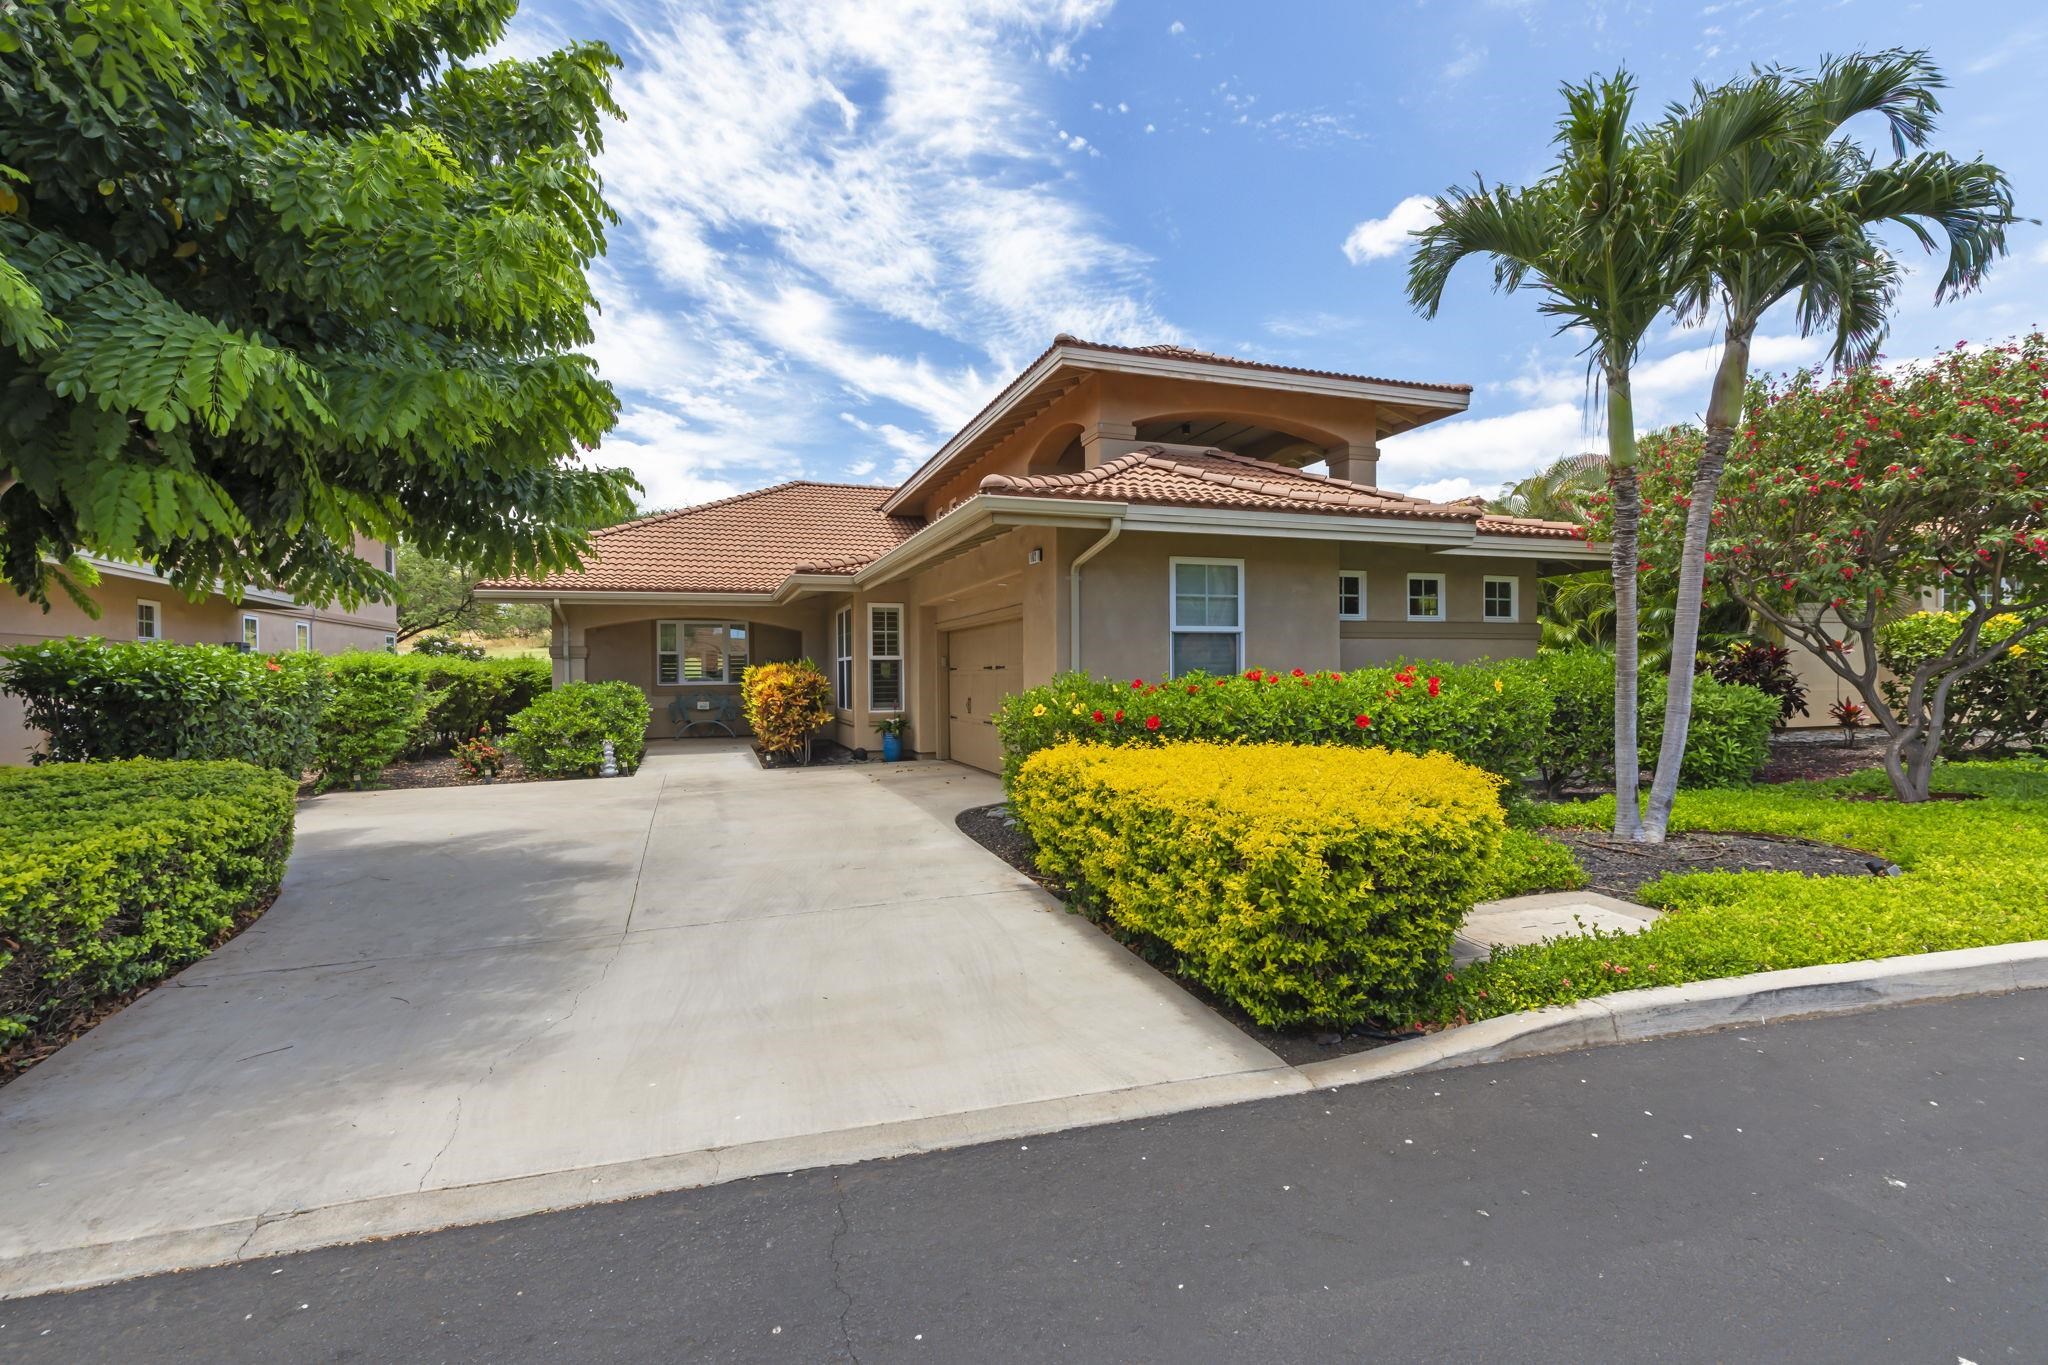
xmin=0 ymin=759 xmax=295 ymax=1049
xmin=1421 ymin=759 xmax=2048 ymax=1025
xmin=1011 ymin=741 xmax=1505 ymax=1028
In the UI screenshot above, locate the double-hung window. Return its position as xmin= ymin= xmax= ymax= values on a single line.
xmin=1406 ymin=573 xmax=1446 ymax=622
xmin=1482 ymin=576 xmax=1519 ymax=622
xmin=868 ymin=604 xmax=904 ymax=712
xmin=657 ymin=621 xmax=749 ymax=684
xmin=241 ymin=615 xmax=261 ymax=651
xmin=834 ymin=607 xmax=854 ymax=710
xmin=1170 ymin=558 xmax=1244 ymax=675
xmin=1337 ymin=571 xmax=1367 ymax=621
xmin=136 ymin=599 xmax=161 ymax=641
xmin=295 ymin=620 xmax=312 ymax=652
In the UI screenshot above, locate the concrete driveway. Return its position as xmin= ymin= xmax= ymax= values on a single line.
xmin=0 ymin=743 xmax=1294 ymax=1296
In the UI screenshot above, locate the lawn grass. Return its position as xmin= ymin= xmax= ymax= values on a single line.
xmin=1420 ymin=759 xmax=2048 ymax=1026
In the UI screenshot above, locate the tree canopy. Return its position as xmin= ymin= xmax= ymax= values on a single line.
xmin=0 ymin=0 xmax=638 ymax=611
xmin=1598 ymin=334 xmax=2048 ymax=800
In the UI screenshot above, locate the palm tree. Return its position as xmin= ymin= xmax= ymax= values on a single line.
xmin=1638 ymin=51 xmax=2020 ymax=840
xmin=1407 ymin=72 xmax=1785 ymax=837
xmin=1489 ymin=452 xmax=1608 ymax=523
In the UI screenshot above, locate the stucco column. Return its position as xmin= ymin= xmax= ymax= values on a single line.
xmin=551 ymin=616 xmax=587 ymax=686
xmin=1324 ymin=438 xmax=1379 ymax=487
xmin=1080 ymin=420 xmax=1140 ymax=468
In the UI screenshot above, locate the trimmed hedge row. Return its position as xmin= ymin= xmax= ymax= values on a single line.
xmin=1012 ymin=741 xmax=1504 ymax=1027
xmin=0 ymin=638 xmax=329 ymax=774
xmin=0 ymin=760 xmax=296 ymax=1044
xmin=994 ymin=653 xmax=1778 ymax=792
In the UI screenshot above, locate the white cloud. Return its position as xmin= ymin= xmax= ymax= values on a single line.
xmin=1405 ymin=476 xmax=1484 ymax=502
xmin=1168 ymin=19 xmax=1185 ymax=34
xmin=1440 ymin=43 xmax=1486 ymax=82
xmin=1341 ymin=195 xmax=1436 ymax=264
xmin=577 ymin=0 xmax=1174 ymax=488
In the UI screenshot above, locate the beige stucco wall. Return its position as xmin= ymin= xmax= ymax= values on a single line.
xmin=554 ymin=601 xmax=829 ymax=740
xmin=1335 ymin=545 xmax=1541 ymax=667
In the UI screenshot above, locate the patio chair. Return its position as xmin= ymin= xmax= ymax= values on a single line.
xmin=669 ymin=691 xmax=740 ymax=738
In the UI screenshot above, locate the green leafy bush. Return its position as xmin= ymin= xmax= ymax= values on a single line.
xmin=398 ymin=654 xmax=552 ymax=753
xmin=994 ymin=661 xmax=1554 ymax=788
xmin=1876 ymin=611 xmax=2047 ymax=757
xmin=1469 ymin=827 xmax=1587 ymax=901
xmin=1532 ymin=650 xmax=1777 ymax=790
xmin=0 ymin=760 xmax=296 ymax=1044
xmin=1422 ymin=759 xmax=2048 ymax=1026
xmin=0 ymin=638 xmax=328 ymax=774
xmin=408 ymin=635 xmax=487 ymax=659
xmin=505 ymin=681 xmax=651 ymax=777
xmin=316 ymin=653 xmax=429 ymax=789
xmin=1012 ymin=741 xmax=1504 ymax=1028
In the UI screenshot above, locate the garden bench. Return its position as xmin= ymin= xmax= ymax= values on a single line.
xmin=668 ymin=691 xmax=740 ymax=737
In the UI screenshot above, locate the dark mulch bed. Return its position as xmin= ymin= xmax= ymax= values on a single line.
xmin=1757 ymin=730 xmax=1886 ymax=784
xmin=0 ymin=890 xmax=282 ymax=1090
xmin=753 ymin=739 xmax=869 ymax=769
xmin=1545 ymin=828 xmax=1891 ymax=901
xmin=296 ymin=752 xmax=538 ymax=795
xmin=956 ymin=804 xmax=1411 ymax=1066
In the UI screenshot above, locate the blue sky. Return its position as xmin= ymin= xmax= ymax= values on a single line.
xmin=503 ymin=0 xmax=2048 ymax=509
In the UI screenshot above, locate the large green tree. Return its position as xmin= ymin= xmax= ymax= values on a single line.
xmin=1639 ymin=52 xmax=2017 ymax=839
xmin=1407 ymin=72 xmax=1784 ymax=838
xmin=0 ymin=0 xmax=637 ymax=612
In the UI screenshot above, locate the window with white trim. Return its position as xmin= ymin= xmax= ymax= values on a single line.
xmin=241 ymin=614 xmax=260 ymax=651
xmin=136 ymin=599 xmax=161 ymax=641
xmin=383 ymin=542 xmax=396 ymax=575
xmin=657 ymin=620 xmax=749 ymax=684
xmin=382 ymin=633 xmax=397 ymax=652
xmin=1406 ymin=573 xmax=1446 ymax=622
xmin=834 ymin=607 xmax=854 ymax=710
xmin=1337 ymin=571 xmax=1366 ymax=621
xmin=295 ymin=620 xmax=312 ymax=652
xmin=1170 ymin=558 xmax=1244 ymax=675
xmin=1482 ymin=575 xmax=1519 ymax=622
xmin=868 ymin=604 xmax=904 ymax=712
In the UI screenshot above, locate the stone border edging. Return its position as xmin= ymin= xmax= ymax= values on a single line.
xmin=5 ymin=940 xmax=2043 ymax=1302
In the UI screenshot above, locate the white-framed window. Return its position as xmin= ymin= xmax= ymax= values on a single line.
xmin=868 ymin=604 xmax=904 ymax=712
xmin=383 ymin=542 xmax=396 ymax=575
xmin=1338 ymin=571 xmax=1367 ymax=621
xmin=834 ymin=607 xmax=854 ymax=710
xmin=1170 ymin=557 xmax=1244 ymax=675
xmin=656 ymin=620 xmax=749 ymax=685
xmin=383 ymin=632 xmax=398 ymax=652
xmin=1483 ymin=575 xmax=1519 ymax=622
xmin=295 ymin=620 xmax=312 ymax=652
xmin=136 ymin=599 xmax=161 ymax=641
xmin=241 ymin=614 xmax=260 ymax=651
xmin=1406 ymin=573 xmax=1447 ymax=622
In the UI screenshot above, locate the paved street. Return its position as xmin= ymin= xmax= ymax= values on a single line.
xmin=3 ymin=990 xmax=2042 ymax=1363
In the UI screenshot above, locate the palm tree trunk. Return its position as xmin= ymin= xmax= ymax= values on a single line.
xmin=1639 ymin=325 xmax=1751 ymax=841
xmin=1606 ymin=369 xmax=1643 ymax=840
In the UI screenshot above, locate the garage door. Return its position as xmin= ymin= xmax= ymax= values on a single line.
xmin=946 ymin=620 xmax=1023 ymax=774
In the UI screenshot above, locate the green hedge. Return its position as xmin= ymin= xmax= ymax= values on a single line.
xmin=1877 ymin=611 xmax=2047 ymax=757
xmin=315 ymin=653 xmax=429 ymax=789
xmin=995 ymin=654 xmax=1777 ymax=793
xmin=505 ymin=680 xmax=651 ymax=777
xmin=394 ymin=654 xmax=552 ymax=754
xmin=0 ymin=760 xmax=296 ymax=1044
xmin=0 ymin=638 xmax=329 ymax=774
xmin=1012 ymin=741 xmax=1505 ymax=1028
xmin=995 ymin=661 xmax=1553 ymax=788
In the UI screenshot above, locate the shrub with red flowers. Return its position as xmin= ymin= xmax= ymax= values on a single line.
xmin=1587 ymin=334 xmax=2048 ymax=801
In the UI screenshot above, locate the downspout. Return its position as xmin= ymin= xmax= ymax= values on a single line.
xmin=1068 ymin=517 xmax=1122 ymax=674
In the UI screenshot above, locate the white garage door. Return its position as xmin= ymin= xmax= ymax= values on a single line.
xmin=946 ymin=620 xmax=1023 ymax=774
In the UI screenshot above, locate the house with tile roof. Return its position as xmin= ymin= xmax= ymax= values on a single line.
xmin=477 ymin=336 xmax=1603 ymax=772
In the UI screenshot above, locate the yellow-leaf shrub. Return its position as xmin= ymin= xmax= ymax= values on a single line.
xmin=740 ymin=659 xmax=834 ymax=757
xmin=1011 ymin=741 xmax=1504 ymax=1027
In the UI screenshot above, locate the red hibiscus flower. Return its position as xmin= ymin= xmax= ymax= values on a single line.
xmin=1144 ymin=714 xmax=1160 ymax=731
xmin=1113 ymin=709 xmax=1125 ymax=723
xmin=1131 ymin=678 xmax=1145 ymax=690
xmin=1090 ymin=710 xmax=1105 ymax=723
xmin=1243 ymin=668 xmax=1262 ymax=681
xmin=1354 ymin=714 xmax=1372 ymax=728
xmin=1426 ymin=676 xmax=1441 ymax=697
xmin=265 ymin=660 xmax=282 ymax=672
xmin=1186 ymin=684 xmax=1199 ymax=694
xmin=1290 ymin=668 xmax=1305 ymax=678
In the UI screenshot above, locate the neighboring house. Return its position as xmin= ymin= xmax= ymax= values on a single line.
xmin=0 ymin=534 xmax=399 ymax=764
xmin=477 ymin=337 xmax=1604 ymax=773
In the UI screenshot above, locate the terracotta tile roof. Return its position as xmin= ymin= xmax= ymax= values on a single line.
xmin=479 ymin=482 xmax=921 ymax=593
xmin=1056 ymin=337 xmax=1473 ymax=394
xmin=978 ymin=447 xmax=1461 ymax=518
xmin=1474 ymin=514 xmax=1588 ymax=541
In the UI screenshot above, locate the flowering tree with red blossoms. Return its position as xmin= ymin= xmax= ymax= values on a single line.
xmin=1593 ymin=334 xmax=2048 ymax=802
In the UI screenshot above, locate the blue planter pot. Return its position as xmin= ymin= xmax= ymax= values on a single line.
xmin=881 ymin=733 xmax=903 ymax=762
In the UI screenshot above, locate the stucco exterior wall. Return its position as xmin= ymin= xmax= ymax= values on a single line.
xmin=1335 ymin=545 xmax=1541 ymax=667
xmin=553 ymin=601 xmax=829 ymax=740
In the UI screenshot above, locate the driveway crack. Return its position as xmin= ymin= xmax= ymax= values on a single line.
xmin=827 ymin=1171 xmax=861 ymax=1364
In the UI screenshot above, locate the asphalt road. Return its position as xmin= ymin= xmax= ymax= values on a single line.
xmin=3 ymin=992 xmax=2043 ymax=1364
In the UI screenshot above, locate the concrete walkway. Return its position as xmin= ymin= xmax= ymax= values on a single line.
xmin=0 ymin=743 xmax=1288 ymax=1295
xmin=1453 ymin=890 xmax=1661 ymax=965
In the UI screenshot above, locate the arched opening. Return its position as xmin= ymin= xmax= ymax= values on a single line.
xmin=1130 ymin=411 xmax=1344 ymax=468
xmin=1025 ymin=422 xmax=1087 ymax=475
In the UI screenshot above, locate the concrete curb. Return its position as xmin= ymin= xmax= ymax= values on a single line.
xmin=1296 ymin=939 xmax=2048 ymax=1089
xmin=5 ymin=940 xmax=2044 ymax=1301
